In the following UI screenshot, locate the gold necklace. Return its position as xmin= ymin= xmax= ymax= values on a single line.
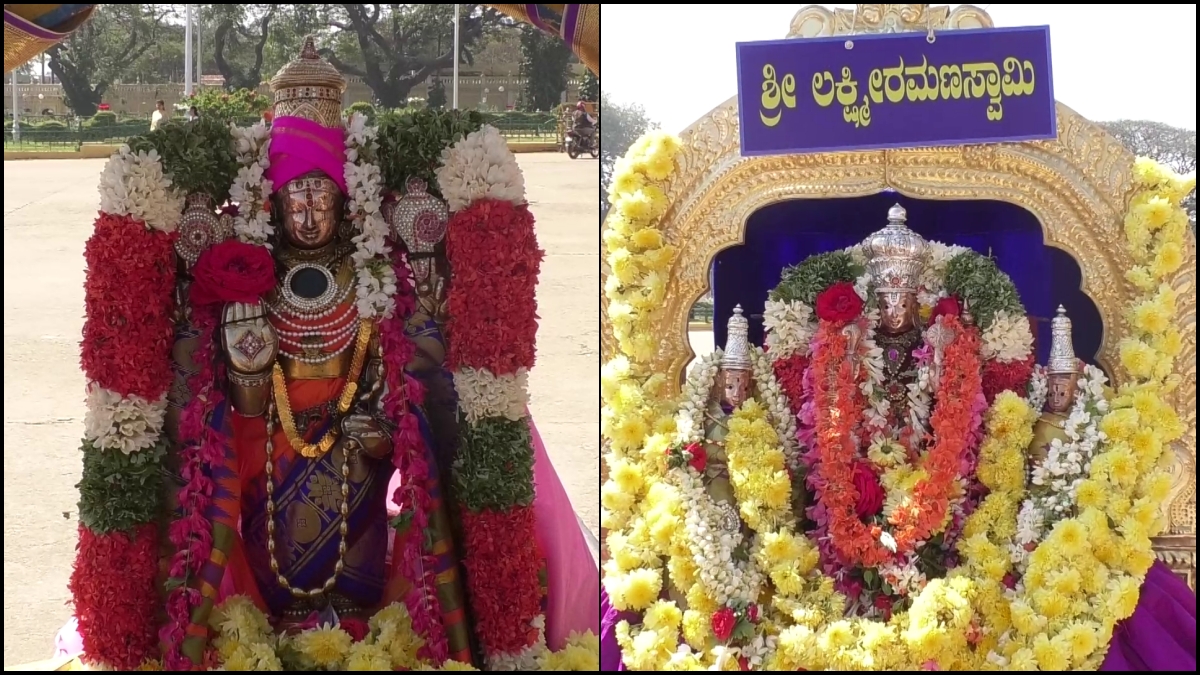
xmin=263 ymin=401 xmax=351 ymax=599
xmin=271 ymin=319 xmax=374 ymax=458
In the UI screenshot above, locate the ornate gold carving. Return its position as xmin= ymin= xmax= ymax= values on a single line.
xmin=1153 ymin=535 xmax=1197 ymax=591
xmin=788 ymin=4 xmax=992 ymax=39
xmin=600 ymin=4 xmax=1196 ymax=564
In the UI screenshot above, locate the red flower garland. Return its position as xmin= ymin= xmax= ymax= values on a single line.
xmin=814 ymin=316 xmax=982 ymax=566
xmin=772 ymin=353 xmax=809 ymax=419
xmin=982 ymin=355 xmax=1035 ymax=405
xmin=444 ymin=199 xmax=544 ymax=374
xmin=460 ymin=506 xmax=546 ymax=654
xmin=69 ymin=524 xmax=159 ymax=670
xmin=80 ymin=213 xmax=177 ymax=399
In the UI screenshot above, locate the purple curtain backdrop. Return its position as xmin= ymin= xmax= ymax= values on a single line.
xmin=601 ymin=562 xmax=1196 ymax=670
xmin=709 ymin=193 xmax=1105 ymax=376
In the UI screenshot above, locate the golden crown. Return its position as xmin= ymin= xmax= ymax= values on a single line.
xmin=269 ymin=35 xmax=347 ymax=128
xmin=864 ymin=204 xmax=928 ymax=293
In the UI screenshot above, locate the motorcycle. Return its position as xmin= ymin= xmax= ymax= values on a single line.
xmin=566 ymin=125 xmax=599 ymax=159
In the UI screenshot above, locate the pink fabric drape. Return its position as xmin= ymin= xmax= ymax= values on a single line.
xmin=265 ymin=116 xmax=348 ymax=195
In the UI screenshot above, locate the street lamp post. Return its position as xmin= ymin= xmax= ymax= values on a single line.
xmin=452 ymin=4 xmax=460 ymax=109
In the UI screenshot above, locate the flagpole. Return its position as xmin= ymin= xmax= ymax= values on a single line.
xmin=452 ymin=4 xmax=460 ymax=109
xmin=184 ymin=5 xmax=194 ymax=97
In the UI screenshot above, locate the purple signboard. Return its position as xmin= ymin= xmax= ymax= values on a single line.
xmin=736 ymin=26 xmax=1056 ymax=156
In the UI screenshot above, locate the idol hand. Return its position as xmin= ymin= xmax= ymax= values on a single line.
xmin=341 ymin=414 xmax=392 ymax=459
xmin=221 ymin=301 xmax=280 ymax=375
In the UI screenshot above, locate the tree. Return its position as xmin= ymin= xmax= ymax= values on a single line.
xmin=1099 ymin=119 xmax=1196 ymax=227
xmin=211 ymin=5 xmax=278 ymax=91
xmin=518 ymin=24 xmax=571 ymax=111
xmin=600 ymin=91 xmax=656 ymax=217
xmin=45 ymin=4 xmax=172 ymax=116
xmin=319 ymin=4 xmax=499 ymax=109
xmin=580 ymin=69 xmax=598 ymax=103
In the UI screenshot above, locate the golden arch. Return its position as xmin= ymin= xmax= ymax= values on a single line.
xmin=600 ymin=4 xmax=1197 ymax=585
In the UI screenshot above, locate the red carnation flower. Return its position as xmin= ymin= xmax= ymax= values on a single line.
xmin=340 ymin=617 xmax=370 ymax=642
xmin=929 ymin=295 xmax=962 ymax=323
xmin=982 ymin=355 xmax=1035 ymax=405
xmin=852 ymin=461 xmax=885 ymax=519
xmin=815 ymin=282 xmax=864 ymax=324
xmin=189 ymin=240 xmax=276 ymax=306
xmin=873 ymin=593 xmax=894 ymax=619
xmin=747 ymin=603 xmax=759 ymax=623
xmin=711 ymin=607 xmax=736 ymax=641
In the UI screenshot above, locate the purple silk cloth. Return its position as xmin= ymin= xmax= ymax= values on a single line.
xmin=599 ymin=561 xmax=1197 ymax=671
xmin=1099 ymin=560 xmax=1197 ymax=671
xmin=265 ymin=115 xmax=348 ymax=194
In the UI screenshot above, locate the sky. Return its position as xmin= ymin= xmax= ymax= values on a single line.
xmin=601 ymin=4 xmax=1198 ymax=134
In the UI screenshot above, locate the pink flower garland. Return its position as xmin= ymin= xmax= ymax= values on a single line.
xmin=379 ymin=245 xmax=449 ymax=662
xmin=161 ymin=303 xmax=225 ymax=670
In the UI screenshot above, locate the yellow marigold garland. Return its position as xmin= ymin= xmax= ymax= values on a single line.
xmin=605 ymin=156 xmax=1194 ymax=671
xmin=601 ymin=131 xmax=684 ymax=613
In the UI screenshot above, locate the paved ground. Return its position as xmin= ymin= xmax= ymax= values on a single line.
xmin=1 ymin=152 xmax=599 ymax=666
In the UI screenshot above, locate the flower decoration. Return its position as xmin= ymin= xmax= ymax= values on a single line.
xmin=99 ymin=145 xmax=186 ymax=233
xmin=229 ymin=122 xmax=274 ymax=244
xmin=453 ymin=367 xmax=530 ymax=423
xmin=83 ymin=383 xmax=167 ymax=455
xmin=188 ymin=239 xmax=276 ymax=306
xmin=814 ymin=281 xmax=864 ymax=323
xmin=343 ymin=112 xmax=399 ymax=320
xmin=435 ymin=125 xmax=526 ymax=212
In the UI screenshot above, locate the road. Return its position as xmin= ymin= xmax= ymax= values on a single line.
xmin=1 ymin=152 xmax=599 ymax=666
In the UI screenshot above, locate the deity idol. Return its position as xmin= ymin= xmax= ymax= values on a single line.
xmin=1027 ymin=306 xmax=1086 ymax=467
xmin=862 ymin=204 xmax=928 ymax=424
xmin=174 ymin=41 xmax=472 ymax=663
xmin=697 ymin=306 xmax=755 ymax=508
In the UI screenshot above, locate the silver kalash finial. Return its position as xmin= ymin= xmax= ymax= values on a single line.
xmin=1046 ymin=305 xmax=1079 ymax=374
xmin=722 ymin=305 xmax=752 ymax=371
xmin=864 ymin=203 xmax=928 ymax=293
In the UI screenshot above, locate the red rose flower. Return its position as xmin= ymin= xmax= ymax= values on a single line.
xmin=815 ymin=282 xmax=864 ymax=324
xmin=189 ymin=240 xmax=276 ymax=306
xmin=711 ymin=607 xmax=736 ymax=641
xmin=873 ymin=594 xmax=894 ymax=619
xmin=929 ymin=295 xmax=962 ymax=323
xmin=851 ymin=461 xmax=885 ymax=519
xmin=1002 ymin=572 xmax=1017 ymax=590
xmin=340 ymin=616 xmax=370 ymax=642
xmin=747 ymin=603 xmax=759 ymax=623
xmin=685 ymin=442 xmax=707 ymax=473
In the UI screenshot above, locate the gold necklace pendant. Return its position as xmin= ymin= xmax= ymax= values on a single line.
xmin=272 ymin=319 xmax=374 ymax=458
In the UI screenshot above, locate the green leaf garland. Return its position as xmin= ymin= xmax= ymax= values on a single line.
xmin=943 ymin=252 xmax=1025 ymax=331
xmin=376 ymin=109 xmax=485 ymax=199
xmin=126 ymin=118 xmax=240 ymax=204
xmin=770 ymin=251 xmax=864 ymax=305
xmin=76 ymin=439 xmax=167 ymax=535
xmin=453 ymin=416 xmax=536 ymax=512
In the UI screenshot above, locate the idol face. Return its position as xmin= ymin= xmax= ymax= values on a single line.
xmin=877 ymin=291 xmax=918 ymax=335
xmin=1046 ymin=372 xmax=1079 ymax=414
xmin=723 ymin=369 xmax=751 ymax=409
xmin=276 ymin=174 xmax=343 ymax=249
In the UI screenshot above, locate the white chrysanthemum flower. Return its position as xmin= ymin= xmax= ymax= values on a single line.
xmin=435 ymin=125 xmax=526 ymax=212
xmin=83 ymin=383 xmax=167 ymax=454
xmin=454 ymin=368 xmax=530 ymax=422
xmin=99 ymin=145 xmax=185 ymax=232
xmin=981 ymin=310 xmax=1034 ymax=362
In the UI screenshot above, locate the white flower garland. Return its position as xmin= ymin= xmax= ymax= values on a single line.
xmin=83 ymin=382 xmax=167 ymax=454
xmin=761 ymin=299 xmax=814 ymax=361
xmin=917 ymin=242 xmax=971 ymax=308
xmin=674 ymin=467 xmax=763 ymax=606
xmin=98 ymin=145 xmax=185 ymax=233
xmin=1010 ymin=364 xmax=1108 ymax=568
xmin=229 ymin=123 xmax=274 ymax=245
xmin=487 ymin=615 xmax=548 ymax=670
xmin=453 ymin=367 xmax=529 ymax=422
xmin=980 ymin=310 xmax=1035 ymax=363
xmin=1025 ymin=365 xmax=1048 ymax=414
xmin=434 ymin=125 xmax=527 ymax=213
xmin=749 ymin=346 xmax=800 ymax=470
xmin=676 ymin=349 xmax=723 ymax=445
xmin=343 ymin=113 xmax=398 ymax=320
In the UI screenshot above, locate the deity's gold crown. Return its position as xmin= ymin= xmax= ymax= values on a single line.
xmin=269 ymin=35 xmax=347 ymax=128
xmin=864 ymin=203 xmax=928 ymax=293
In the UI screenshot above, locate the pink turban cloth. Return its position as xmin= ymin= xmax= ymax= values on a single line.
xmin=266 ymin=115 xmax=348 ymax=195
